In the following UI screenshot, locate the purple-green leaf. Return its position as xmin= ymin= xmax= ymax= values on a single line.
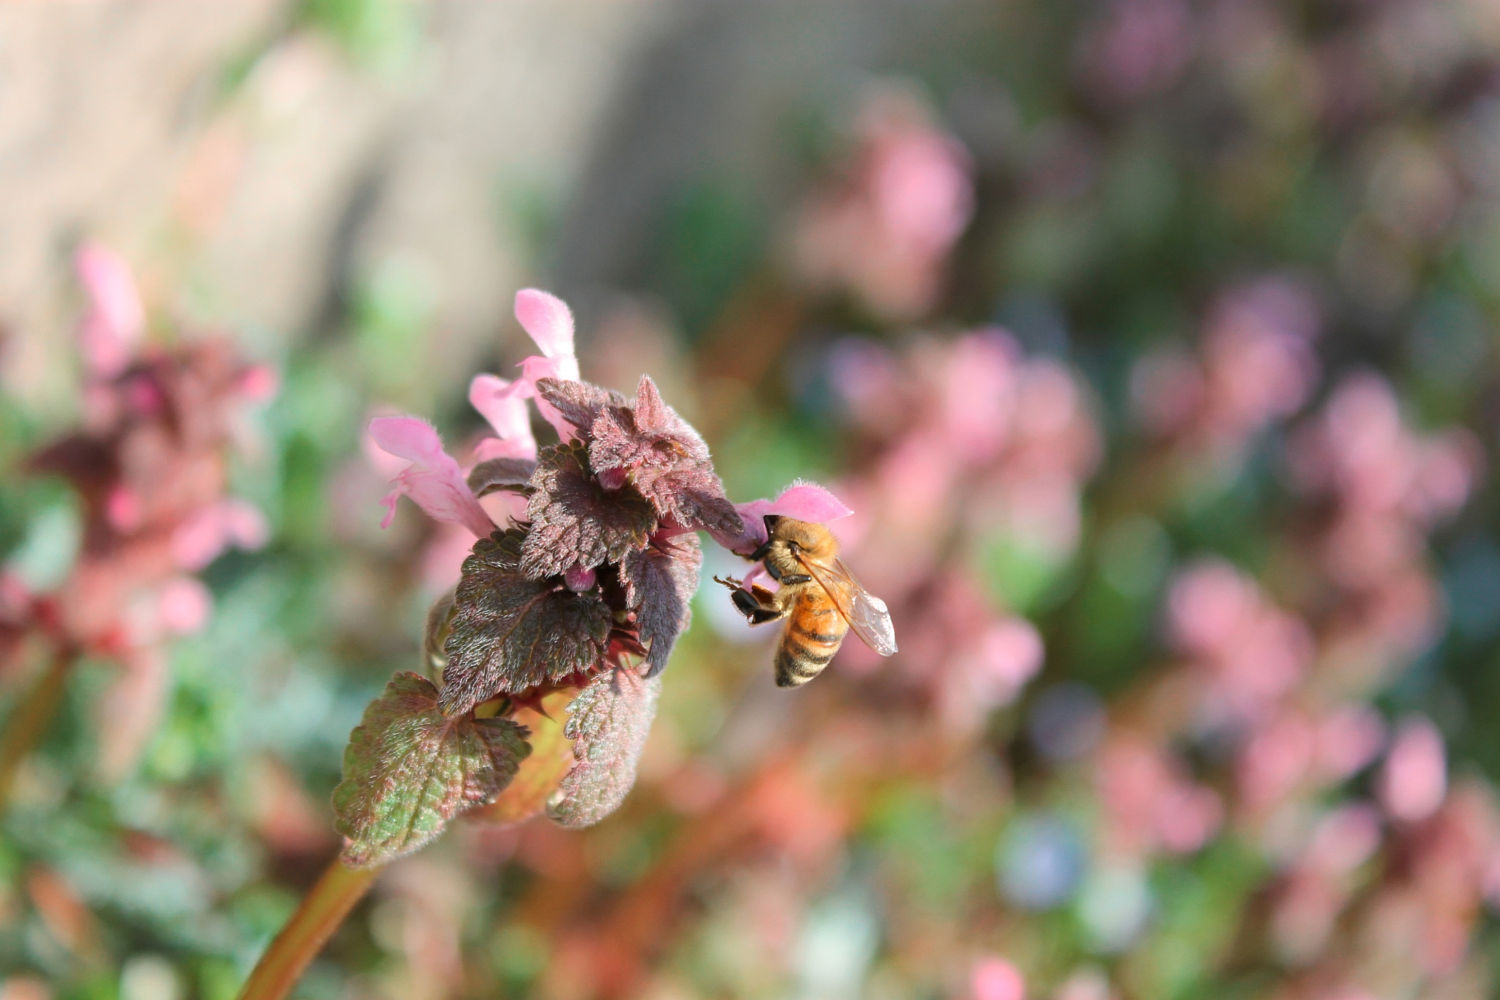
xmin=620 ymin=534 xmax=701 ymax=677
xmin=332 ymin=672 xmax=530 ymax=867
xmin=441 ymin=529 xmax=612 ymax=715
xmin=588 ymin=375 xmax=712 ymax=475
xmin=547 ymin=666 xmax=662 ymax=828
xmin=467 ymin=456 xmax=537 ymax=497
xmin=520 ymin=443 xmax=657 ymax=579
xmin=631 ymin=464 xmax=743 ymax=537
xmin=533 ymin=377 xmax=625 ymax=436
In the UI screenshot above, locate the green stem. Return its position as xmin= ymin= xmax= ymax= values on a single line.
xmin=0 ymin=646 xmax=76 ymax=810
xmin=238 ymin=857 xmax=378 ymax=1000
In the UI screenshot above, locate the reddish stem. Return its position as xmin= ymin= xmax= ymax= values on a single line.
xmin=236 ymin=857 xmax=377 ymax=1000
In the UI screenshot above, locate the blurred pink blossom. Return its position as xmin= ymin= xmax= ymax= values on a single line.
xmin=1098 ymin=734 xmax=1223 ymax=859
xmin=75 ymin=242 xmax=145 ymax=379
xmin=1379 ymin=716 xmax=1446 ymax=823
xmin=969 ymin=957 xmax=1025 ymax=1000
xmin=1314 ymin=706 xmax=1386 ymax=783
xmin=1166 ymin=561 xmax=1313 ymax=722
xmin=792 ymin=87 xmax=974 ymax=320
xmin=1133 ymin=277 xmax=1320 ymax=463
xmin=170 ymin=499 xmax=269 ymax=572
xmin=156 ymin=577 xmax=212 ymax=636
xmin=1076 ymin=0 xmax=1194 ymax=103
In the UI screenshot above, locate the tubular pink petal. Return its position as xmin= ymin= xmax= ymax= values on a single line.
xmin=76 ymin=242 xmax=145 ymax=378
xmin=368 ymin=416 xmax=495 ymax=537
xmin=472 ymin=436 xmax=539 ymax=463
xmin=369 ymin=416 xmax=449 ymax=464
xmin=730 ymin=480 xmax=856 ymax=550
xmin=469 ymin=374 xmax=538 ymax=459
xmin=514 ymin=289 xmax=576 ymax=360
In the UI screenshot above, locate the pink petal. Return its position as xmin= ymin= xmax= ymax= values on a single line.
xmin=514 ymin=289 xmax=580 ymax=377
xmin=516 ymin=355 xmax=577 ymax=439
xmin=171 ymin=509 xmax=231 ymax=571
xmin=158 ymin=576 xmax=213 ymax=635
xmin=238 ymin=364 xmax=280 ymax=403
xmin=75 ymin=242 xmax=145 ymax=378
xmin=970 ymin=957 xmax=1025 ymax=1000
xmin=221 ymin=500 xmax=270 ymax=550
xmin=469 ymin=374 xmax=538 ymax=460
xmin=1378 ymin=716 xmax=1446 ymax=823
xmin=368 ymin=416 xmax=495 ymax=538
xmin=731 ymin=480 xmax=856 ymax=549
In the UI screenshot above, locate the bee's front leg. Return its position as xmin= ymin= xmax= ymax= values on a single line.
xmin=713 ymin=576 xmax=785 ymax=625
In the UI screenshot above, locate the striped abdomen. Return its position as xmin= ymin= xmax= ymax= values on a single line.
xmin=774 ymin=586 xmax=849 ymax=687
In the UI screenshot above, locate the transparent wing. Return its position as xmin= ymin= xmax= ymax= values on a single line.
xmin=794 ymin=554 xmax=899 ymax=656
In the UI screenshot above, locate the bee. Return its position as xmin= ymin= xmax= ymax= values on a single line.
xmin=714 ymin=515 xmax=897 ymax=686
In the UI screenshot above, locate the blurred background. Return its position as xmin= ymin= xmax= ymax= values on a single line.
xmin=3 ymin=1 xmax=1500 ymax=998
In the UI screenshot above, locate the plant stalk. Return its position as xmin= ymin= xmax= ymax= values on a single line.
xmin=0 ymin=646 xmax=76 ymax=810
xmin=237 ymin=857 xmax=377 ymax=1000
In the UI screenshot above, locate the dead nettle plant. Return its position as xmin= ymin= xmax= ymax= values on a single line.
xmin=0 ymin=244 xmax=273 ymax=810
xmin=239 ymin=291 xmax=854 ymax=1000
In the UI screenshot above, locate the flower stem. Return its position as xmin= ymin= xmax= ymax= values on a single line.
xmin=237 ymin=858 xmax=377 ymax=1000
xmin=0 ymin=646 xmax=76 ymax=810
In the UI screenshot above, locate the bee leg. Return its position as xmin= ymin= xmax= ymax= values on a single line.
xmin=729 ymin=587 xmax=763 ymax=618
xmin=779 ymin=573 xmax=812 ymax=585
xmin=712 ymin=575 xmax=744 ymax=590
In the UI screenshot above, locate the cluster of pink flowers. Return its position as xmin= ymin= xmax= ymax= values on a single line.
xmin=1067 ymin=323 xmax=1495 ymax=991
xmin=790 ymin=86 xmax=975 ymax=322
xmin=807 ymin=329 xmax=1100 ymax=732
xmin=1 ymin=244 xmax=273 ymax=776
xmin=1132 ymin=276 xmax=1321 ymax=468
xmin=1287 ymin=372 xmax=1480 ymax=673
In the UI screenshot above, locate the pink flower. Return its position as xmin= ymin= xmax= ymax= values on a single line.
xmin=76 ymin=242 xmax=145 ymax=379
xmin=728 ymin=480 xmax=855 ymax=551
xmin=969 ymin=957 xmax=1025 ymax=1000
xmin=157 ymin=576 xmax=214 ymax=635
xmin=170 ymin=499 xmax=270 ymax=571
xmin=468 ymin=375 xmax=538 ymax=462
xmin=369 ymin=416 xmax=495 ymax=539
xmin=1379 ymin=716 xmax=1446 ymax=823
xmin=473 ymin=289 xmax=581 ymax=440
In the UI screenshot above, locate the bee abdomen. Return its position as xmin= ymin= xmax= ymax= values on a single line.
xmin=774 ymin=644 xmax=837 ymax=687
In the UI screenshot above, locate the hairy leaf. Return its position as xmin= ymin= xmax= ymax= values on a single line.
xmin=534 ymin=377 xmax=625 ymax=436
xmin=547 ymin=667 xmax=662 ymax=828
xmin=588 ymin=375 xmax=711 ymax=475
xmin=332 ymin=672 xmax=530 ymax=867
xmin=621 ymin=534 xmax=702 ymax=677
xmin=520 ymin=443 xmax=656 ymax=579
xmin=441 ymin=529 xmax=612 ymax=714
xmin=632 ymin=464 xmax=744 ymax=537
xmin=467 ymin=457 xmax=537 ymax=497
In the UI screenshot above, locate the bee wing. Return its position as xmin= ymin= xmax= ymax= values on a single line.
xmin=794 ymin=554 xmax=899 ymax=656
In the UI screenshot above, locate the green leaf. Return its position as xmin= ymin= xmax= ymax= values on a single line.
xmin=547 ymin=667 xmax=662 ymax=828
xmin=520 ymin=443 xmax=656 ymax=579
xmin=332 ymin=672 xmax=530 ymax=868
xmin=441 ymin=529 xmax=612 ymax=715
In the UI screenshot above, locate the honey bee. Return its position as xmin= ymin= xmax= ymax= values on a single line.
xmin=714 ymin=515 xmax=897 ymax=686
